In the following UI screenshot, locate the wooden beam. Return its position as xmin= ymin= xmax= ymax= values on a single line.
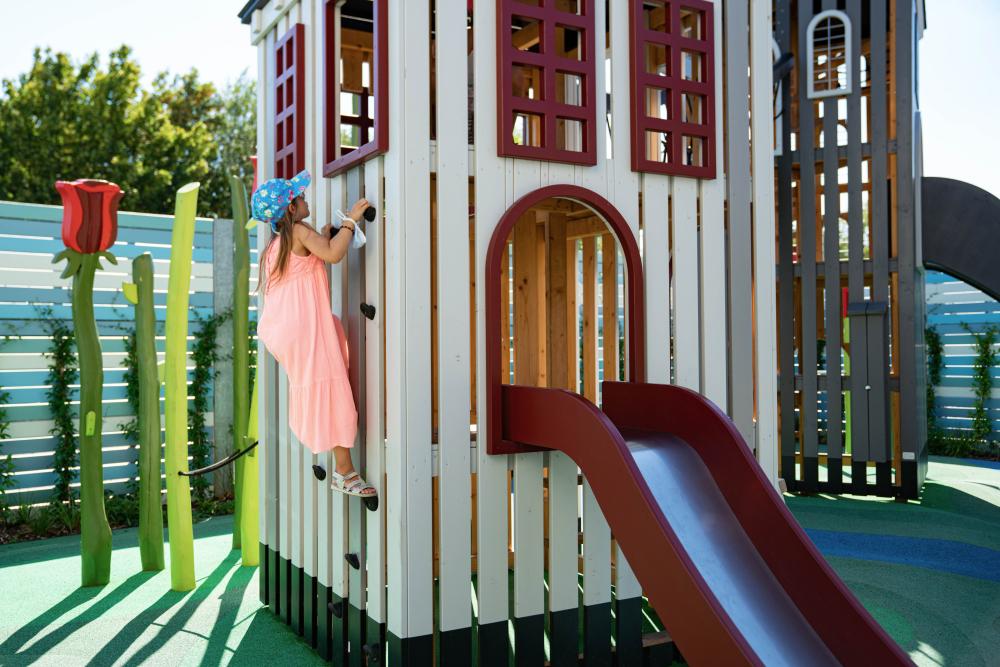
xmin=548 ymin=214 xmax=570 ymax=390
xmin=537 ymin=219 xmax=548 ymax=387
xmin=501 ymin=242 xmax=511 ymax=383
xmin=582 ymin=237 xmax=598 ymax=402
xmin=514 ymin=213 xmax=541 ymax=385
xmin=602 ymin=234 xmax=618 ymax=384
xmin=567 ymin=239 xmax=579 ymax=393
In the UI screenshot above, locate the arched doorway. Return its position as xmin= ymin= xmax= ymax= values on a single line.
xmin=485 ymin=186 xmax=644 ymax=455
xmin=922 ymin=177 xmax=1000 ymax=302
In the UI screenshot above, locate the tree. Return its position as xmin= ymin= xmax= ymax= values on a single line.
xmin=0 ymin=46 xmax=255 ymax=218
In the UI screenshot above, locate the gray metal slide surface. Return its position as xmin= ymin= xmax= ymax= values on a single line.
xmin=622 ymin=429 xmax=839 ymax=667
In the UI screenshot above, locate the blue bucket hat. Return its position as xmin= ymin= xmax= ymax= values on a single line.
xmin=249 ymin=170 xmax=311 ymax=232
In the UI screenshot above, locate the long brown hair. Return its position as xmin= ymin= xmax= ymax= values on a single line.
xmin=257 ymin=210 xmax=296 ymax=293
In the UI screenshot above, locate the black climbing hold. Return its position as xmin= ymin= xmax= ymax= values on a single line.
xmin=329 ymin=600 xmax=343 ymax=618
xmin=360 ymin=303 xmax=376 ymax=320
xmin=312 ymin=465 xmax=327 ymax=481
xmin=363 ymin=205 xmax=377 ymax=222
xmin=363 ymin=495 xmax=379 ymax=512
xmin=363 ymin=643 xmax=380 ymax=663
xmin=345 ymin=553 xmax=360 ymax=570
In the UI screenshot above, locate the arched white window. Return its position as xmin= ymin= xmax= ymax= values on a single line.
xmin=807 ymin=9 xmax=852 ymax=99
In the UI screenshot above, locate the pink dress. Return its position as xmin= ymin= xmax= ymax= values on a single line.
xmin=257 ymin=240 xmax=357 ymax=452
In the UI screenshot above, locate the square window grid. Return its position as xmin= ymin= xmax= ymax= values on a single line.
xmin=499 ymin=0 xmax=597 ymax=164
xmin=630 ymin=0 xmax=716 ymax=177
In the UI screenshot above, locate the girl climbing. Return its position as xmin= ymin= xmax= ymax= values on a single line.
xmin=252 ymin=170 xmax=376 ymax=498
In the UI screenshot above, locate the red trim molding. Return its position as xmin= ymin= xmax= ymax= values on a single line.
xmin=629 ymin=0 xmax=716 ymax=178
xmin=496 ymin=0 xmax=597 ymax=166
xmin=322 ymin=0 xmax=389 ymax=177
xmin=485 ymin=185 xmax=645 ymax=455
xmin=275 ymin=24 xmax=306 ymax=178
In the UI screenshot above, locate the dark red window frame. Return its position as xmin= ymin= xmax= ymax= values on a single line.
xmin=497 ymin=0 xmax=597 ymax=166
xmin=323 ymin=0 xmax=389 ymax=177
xmin=275 ymin=24 xmax=306 ymax=178
xmin=629 ymin=0 xmax=716 ymax=178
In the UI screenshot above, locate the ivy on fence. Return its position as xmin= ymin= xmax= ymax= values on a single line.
xmin=962 ymin=323 xmax=998 ymax=444
xmin=39 ymin=308 xmax=79 ymax=503
xmin=925 ymin=325 xmax=943 ymax=445
xmin=120 ymin=328 xmax=141 ymax=493
xmin=189 ymin=310 xmax=231 ymax=499
xmin=0 ymin=335 xmax=16 ymax=521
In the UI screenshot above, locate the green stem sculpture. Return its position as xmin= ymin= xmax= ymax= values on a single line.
xmin=123 ymin=254 xmax=164 ymax=571
xmin=242 ymin=376 xmax=260 ymax=566
xmin=54 ymin=178 xmax=122 ymax=588
xmin=231 ymin=175 xmax=259 ymax=565
xmin=164 ymin=183 xmax=200 ymax=591
xmin=72 ymin=253 xmax=114 ymax=585
xmin=231 ymin=176 xmax=249 ymax=551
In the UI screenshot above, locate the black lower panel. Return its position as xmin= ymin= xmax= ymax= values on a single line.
xmin=513 ymin=614 xmax=544 ymax=667
xmin=643 ymin=640 xmax=676 ymax=667
xmin=291 ymin=564 xmax=303 ymax=635
xmin=827 ymin=458 xmax=844 ymax=494
xmin=549 ymin=608 xmax=578 ymax=667
xmin=267 ymin=548 xmax=279 ymax=615
xmin=348 ymin=603 xmax=366 ymax=667
xmin=613 ymin=598 xmax=642 ymax=667
xmin=802 ymin=456 xmax=819 ymax=492
xmin=366 ymin=617 xmax=386 ymax=665
xmin=281 ymin=556 xmax=292 ymax=622
xmin=387 ymin=632 xmax=434 ymax=666
xmin=317 ymin=587 xmax=333 ymax=661
xmin=438 ymin=626 xmax=472 ymax=666
xmin=852 ymin=461 xmax=868 ymax=495
xmin=477 ymin=621 xmax=509 ymax=667
xmin=331 ymin=591 xmax=348 ymax=665
xmin=780 ymin=456 xmax=796 ymax=492
xmin=902 ymin=459 xmax=920 ymax=499
xmin=876 ymin=461 xmax=892 ymax=495
xmin=260 ymin=543 xmax=268 ymax=606
xmin=303 ymin=574 xmax=317 ymax=648
xmin=584 ymin=602 xmax=612 ymax=667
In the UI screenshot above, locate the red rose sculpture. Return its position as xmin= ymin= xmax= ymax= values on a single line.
xmin=55 ymin=179 xmax=123 ymax=254
xmin=52 ymin=178 xmax=123 ymax=587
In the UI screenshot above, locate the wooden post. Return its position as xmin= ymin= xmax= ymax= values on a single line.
xmin=213 ymin=217 xmax=235 ymax=500
xmin=548 ymin=215 xmax=570 ymax=390
xmin=582 ymin=236 xmax=598 ymax=403
xmin=601 ymin=234 xmax=618 ymax=385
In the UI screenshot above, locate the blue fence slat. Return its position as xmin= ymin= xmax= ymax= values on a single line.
xmin=0 ymin=287 xmax=215 ymax=310
xmin=0 ymin=304 xmax=216 ymax=322
xmin=0 ymin=235 xmax=216 ymax=263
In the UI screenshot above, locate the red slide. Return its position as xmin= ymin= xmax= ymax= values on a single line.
xmin=501 ymin=381 xmax=912 ymax=666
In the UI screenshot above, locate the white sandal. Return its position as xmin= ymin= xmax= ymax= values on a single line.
xmin=330 ymin=470 xmax=377 ymax=497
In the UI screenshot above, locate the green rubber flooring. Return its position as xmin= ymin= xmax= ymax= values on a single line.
xmin=0 ymin=456 xmax=997 ymax=666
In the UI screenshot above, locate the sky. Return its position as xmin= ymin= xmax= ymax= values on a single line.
xmin=0 ymin=0 xmax=256 ymax=90
xmin=920 ymin=0 xmax=1000 ymax=198
xmin=0 ymin=0 xmax=997 ymax=198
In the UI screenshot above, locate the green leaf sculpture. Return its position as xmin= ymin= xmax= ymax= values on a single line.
xmin=164 ymin=183 xmax=201 ymax=591
xmin=123 ymin=253 xmax=165 ymax=571
xmin=230 ymin=175 xmax=259 ymax=564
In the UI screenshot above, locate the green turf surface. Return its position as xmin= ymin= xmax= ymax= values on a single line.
xmin=0 ymin=456 xmax=996 ymax=666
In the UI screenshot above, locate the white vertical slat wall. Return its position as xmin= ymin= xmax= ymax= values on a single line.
xmin=384 ymin=0 xmax=435 ymax=648
xmin=363 ymin=157 xmax=387 ymax=631
xmin=244 ymin=0 xmax=777 ymax=659
xmin=472 ymin=0 xmax=511 ymax=642
xmin=435 ymin=0 xmax=473 ymax=640
xmin=750 ymin=0 xmax=780 ymax=483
